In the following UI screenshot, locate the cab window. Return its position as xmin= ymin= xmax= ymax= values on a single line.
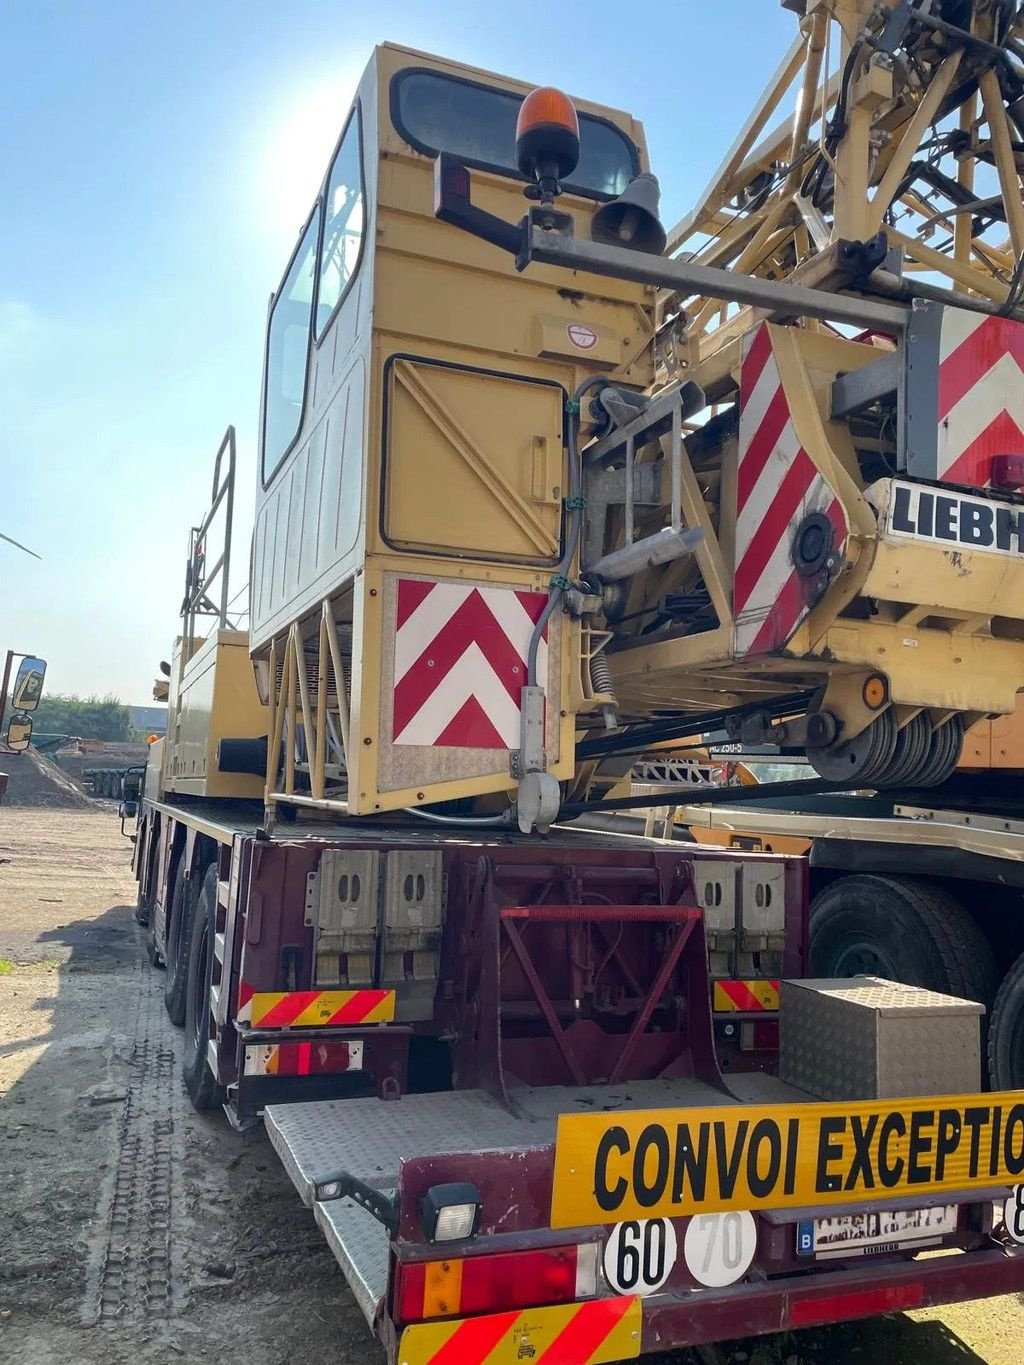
xmin=316 ymin=113 xmax=365 ymax=338
xmin=262 ymin=206 xmax=320 ymax=482
xmin=391 ymin=69 xmax=638 ymax=199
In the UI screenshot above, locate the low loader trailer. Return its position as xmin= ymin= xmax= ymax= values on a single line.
xmin=132 ymin=788 xmax=1024 ymax=1361
xmin=125 ymin=3 xmax=1024 ymax=1356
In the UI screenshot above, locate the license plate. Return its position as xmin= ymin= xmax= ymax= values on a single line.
xmin=796 ymin=1204 xmax=957 ymax=1259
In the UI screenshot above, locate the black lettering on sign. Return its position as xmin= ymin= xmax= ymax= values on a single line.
xmin=815 ymin=1116 xmax=846 ymax=1194
xmin=714 ymin=1120 xmax=749 ymax=1199
xmin=594 ymin=1126 xmax=629 ymax=1212
xmin=891 ymin=484 xmax=915 ymax=533
xmin=963 ymin=1107 xmax=988 ymax=1180
xmin=959 ymin=502 xmax=994 ymax=547
xmin=996 ymin=508 xmax=1021 ymax=553
xmin=783 ymin=1117 xmax=800 ymax=1196
xmin=878 ymin=1112 xmax=906 ymax=1188
xmin=672 ymin=1122 xmax=709 ymax=1202
xmin=935 ymin=497 xmax=958 ymax=541
xmin=746 ymin=1118 xmax=782 ymax=1199
xmin=1004 ymin=1105 xmax=1024 ymax=1177
xmin=633 ymin=1124 xmax=670 ymax=1208
xmin=990 ymin=1108 xmax=1004 ymax=1178
xmin=918 ymin=491 xmax=934 ymax=537
xmin=935 ymin=1109 xmax=962 ymax=1181
xmin=845 ymin=1113 xmax=878 ymax=1192
xmin=908 ymin=1110 xmax=935 ymax=1184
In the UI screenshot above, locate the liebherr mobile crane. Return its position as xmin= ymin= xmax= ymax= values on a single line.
xmin=128 ymin=3 xmax=1024 ymax=1359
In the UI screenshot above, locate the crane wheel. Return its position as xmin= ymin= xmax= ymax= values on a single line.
xmin=988 ymin=952 xmax=1024 ymax=1090
xmin=181 ymin=864 xmax=222 ymax=1111
xmin=163 ymin=867 xmax=193 ymax=1026
xmin=809 ymin=875 xmax=998 ymax=1007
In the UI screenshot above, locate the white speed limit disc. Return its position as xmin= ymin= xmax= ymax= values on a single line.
xmin=603 ymin=1218 xmax=678 ymax=1296
xmin=683 ymin=1210 xmax=757 ymax=1287
xmin=1003 ymin=1185 xmax=1024 ymax=1243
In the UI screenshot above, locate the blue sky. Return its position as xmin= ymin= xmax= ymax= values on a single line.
xmin=0 ymin=1 xmax=794 ymax=705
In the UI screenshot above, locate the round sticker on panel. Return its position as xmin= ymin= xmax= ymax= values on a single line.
xmin=683 ymin=1211 xmax=757 ymax=1288
xmin=603 ymin=1218 xmax=677 ymax=1296
xmin=567 ymin=322 xmax=598 ymax=350
xmin=1003 ymin=1186 xmax=1024 ymax=1243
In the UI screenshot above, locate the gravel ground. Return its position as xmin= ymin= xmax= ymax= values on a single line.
xmin=1 ymin=797 xmax=1023 ymax=1363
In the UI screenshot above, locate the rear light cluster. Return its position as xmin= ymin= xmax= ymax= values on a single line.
xmin=396 ymin=1243 xmax=598 ymax=1324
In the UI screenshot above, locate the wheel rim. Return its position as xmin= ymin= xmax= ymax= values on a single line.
xmin=829 ymin=937 xmax=900 ymax=978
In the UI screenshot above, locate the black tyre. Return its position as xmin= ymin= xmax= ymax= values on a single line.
xmin=134 ymin=884 xmax=150 ymax=927
xmin=163 ymin=865 xmax=192 ymax=1025
xmin=808 ymin=875 xmax=998 ymax=1007
xmin=182 ymin=863 xmax=221 ymax=1111
xmin=145 ymin=915 xmax=163 ymax=968
xmin=989 ymin=953 xmax=1024 ymax=1090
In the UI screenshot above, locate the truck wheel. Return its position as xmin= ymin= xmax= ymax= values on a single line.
xmin=134 ymin=885 xmax=150 ymax=927
xmin=182 ymin=864 xmax=222 ymax=1111
xmin=163 ymin=867 xmax=192 ymax=1025
xmin=988 ymin=953 xmax=1024 ymax=1089
xmin=808 ymin=875 xmax=998 ymax=1007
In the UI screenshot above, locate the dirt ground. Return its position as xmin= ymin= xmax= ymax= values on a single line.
xmin=1 ymin=793 xmax=1023 ymax=1363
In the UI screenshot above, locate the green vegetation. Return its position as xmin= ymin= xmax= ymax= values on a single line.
xmin=30 ymin=693 xmax=133 ymax=742
xmin=0 ymin=959 xmax=12 ymax=975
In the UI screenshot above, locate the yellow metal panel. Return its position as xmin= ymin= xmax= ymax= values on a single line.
xmin=398 ymin=1298 xmax=642 ymax=1365
xmin=166 ymin=630 xmax=268 ymax=799
xmin=383 ymin=360 xmax=563 ymax=561
xmin=550 ymin=1092 xmax=1024 ymax=1227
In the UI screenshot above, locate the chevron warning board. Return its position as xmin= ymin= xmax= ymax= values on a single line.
xmin=735 ymin=324 xmax=846 ymax=658
xmin=392 ymin=579 xmax=548 ymax=749
xmin=236 ymin=988 xmax=395 ymax=1027
xmin=398 ymin=1296 xmax=641 ymax=1365
xmin=713 ymin=979 xmax=780 ymax=1012
xmin=936 ymin=312 xmax=1024 ymax=487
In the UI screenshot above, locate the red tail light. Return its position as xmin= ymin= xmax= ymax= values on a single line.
xmin=395 ymin=1243 xmax=597 ymax=1324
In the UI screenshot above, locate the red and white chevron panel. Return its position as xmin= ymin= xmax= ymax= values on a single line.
xmin=734 ymin=324 xmax=847 ymax=658
xmin=392 ymin=579 xmax=548 ymax=749
xmin=937 ymin=312 xmax=1024 ymax=487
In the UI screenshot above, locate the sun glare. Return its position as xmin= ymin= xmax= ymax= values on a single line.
xmin=256 ymin=65 xmax=363 ymax=255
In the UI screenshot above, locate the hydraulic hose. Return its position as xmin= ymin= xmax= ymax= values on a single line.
xmin=526 ymin=374 xmax=608 ymax=688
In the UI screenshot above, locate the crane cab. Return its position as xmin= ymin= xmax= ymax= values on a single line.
xmin=248 ymin=44 xmax=653 ymax=818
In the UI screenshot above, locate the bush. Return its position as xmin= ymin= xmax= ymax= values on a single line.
xmin=30 ymin=693 xmax=133 ymax=742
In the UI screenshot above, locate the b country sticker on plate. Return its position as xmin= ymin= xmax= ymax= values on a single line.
xmin=549 ymin=1092 xmax=1024 ymax=1229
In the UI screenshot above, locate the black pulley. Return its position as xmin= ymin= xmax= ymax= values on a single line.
xmin=792 ymin=511 xmax=836 ymax=577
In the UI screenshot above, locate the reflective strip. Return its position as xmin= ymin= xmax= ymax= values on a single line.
xmin=243 ymin=1040 xmax=365 ymax=1076
xmin=398 ymin=1297 xmax=641 ymax=1365
xmin=236 ymin=989 xmax=395 ymax=1027
xmin=713 ymin=979 xmax=779 ymax=1012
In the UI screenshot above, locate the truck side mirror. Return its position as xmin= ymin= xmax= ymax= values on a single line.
xmin=5 ymin=714 xmax=33 ymax=752
xmin=11 ymin=656 xmax=46 ymax=712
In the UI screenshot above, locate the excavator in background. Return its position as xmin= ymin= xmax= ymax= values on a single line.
xmin=122 ymin=4 xmax=1024 ymax=1360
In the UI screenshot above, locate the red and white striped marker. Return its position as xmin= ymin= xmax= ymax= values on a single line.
xmin=936 ymin=312 xmax=1024 ymax=488
xmin=735 ymin=324 xmax=846 ymax=658
xmin=392 ymin=579 xmax=548 ymax=750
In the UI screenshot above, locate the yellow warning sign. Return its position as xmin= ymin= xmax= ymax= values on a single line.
xmin=550 ymin=1092 xmax=1024 ymax=1229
